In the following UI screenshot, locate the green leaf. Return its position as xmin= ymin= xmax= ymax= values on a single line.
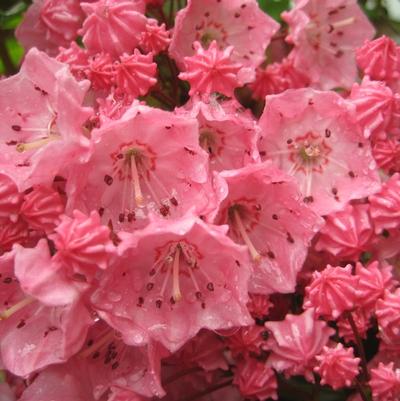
xmin=5 ymin=36 xmax=24 ymax=67
xmin=258 ymin=0 xmax=290 ymax=21
xmin=0 ymin=1 xmax=27 ymax=29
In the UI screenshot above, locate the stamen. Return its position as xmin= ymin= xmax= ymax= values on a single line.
xmin=16 ymin=135 xmax=59 ymax=153
xmin=233 ymin=209 xmax=261 ymax=262
xmin=78 ymin=330 xmax=114 ymax=358
xmin=130 ymin=155 xmax=145 ymax=208
xmin=331 ymin=17 xmax=355 ymax=29
xmin=172 ymin=245 xmax=182 ymax=302
xmin=0 ymin=297 xmax=35 ymax=320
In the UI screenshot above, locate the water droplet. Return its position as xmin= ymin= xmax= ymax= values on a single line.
xmin=107 ymin=291 xmax=122 ymax=302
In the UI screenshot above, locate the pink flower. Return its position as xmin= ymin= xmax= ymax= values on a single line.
xmin=265 ymin=309 xmax=334 ymax=381
xmin=57 ymin=42 xmax=90 ymax=81
xmin=258 ymin=88 xmax=381 ymax=216
xmin=315 ymin=343 xmax=360 ymax=389
xmin=0 ymin=48 xmax=92 ymax=190
xmin=283 ymin=0 xmax=375 ymax=89
xmin=369 ymin=362 xmax=400 ymax=401
xmin=214 ymin=162 xmax=323 ymax=294
xmin=304 ymin=264 xmax=359 ymax=319
xmin=85 ymin=52 xmax=115 ymax=90
xmin=233 ymin=358 xmax=277 ymax=400
xmin=69 ymin=104 xmax=213 ymax=230
xmin=91 ymin=214 xmax=253 ymax=352
xmin=247 ymin=293 xmax=272 ymax=320
xmin=355 ymin=261 xmax=394 ymax=311
xmin=20 ymin=185 xmax=64 ymax=234
xmin=337 ymin=308 xmax=370 ymax=343
xmin=356 ymin=36 xmax=400 ymax=83
xmin=80 ymin=0 xmax=147 ymax=56
xmin=372 ymin=138 xmax=400 ymax=174
xmin=376 ymin=289 xmax=400 ymax=347
xmin=0 ymin=173 xmax=22 ymax=223
xmin=369 ymin=174 xmax=400 ymax=234
xmin=139 ymin=19 xmax=171 ymax=55
xmin=179 ymin=41 xmax=253 ymax=97
xmin=0 ymin=219 xmax=28 ymax=254
xmin=170 ymin=0 xmax=279 ymax=70
xmin=226 ymin=325 xmax=267 ymax=357
xmin=114 ymin=50 xmax=157 ymax=97
xmin=348 ymin=77 xmax=400 ymax=140
xmin=50 ymin=210 xmax=115 ymax=278
xmin=250 ymin=56 xmax=309 ymax=99
xmin=315 ymin=204 xmax=374 ymax=261
xmin=179 ymin=97 xmax=260 ymax=172
xmin=16 ymin=0 xmax=84 ymax=55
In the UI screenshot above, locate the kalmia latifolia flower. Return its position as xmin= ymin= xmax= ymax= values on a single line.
xmin=259 ymin=88 xmax=381 ymax=216
xmin=315 ymin=343 xmax=360 ymax=389
xmin=265 ymin=309 xmax=334 ymax=381
xmin=304 ymin=264 xmax=359 ymax=320
xmin=283 ymin=0 xmax=375 ymax=89
xmin=4 ymin=0 xmax=400 ymax=399
xmin=170 ymin=0 xmax=279 ymax=69
xmin=215 ymin=162 xmax=323 ymax=294
xmin=91 ymin=214 xmax=253 ymax=351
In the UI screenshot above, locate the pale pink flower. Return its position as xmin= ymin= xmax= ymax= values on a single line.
xmin=16 ymin=0 xmax=84 ymax=55
xmin=265 ymin=309 xmax=334 ymax=381
xmin=0 ymin=173 xmax=22 ymax=223
xmin=215 ymin=162 xmax=323 ymax=294
xmin=369 ymin=362 xmax=400 ymax=401
xmin=139 ymin=19 xmax=171 ymax=55
xmin=233 ymin=359 xmax=277 ymax=400
xmin=170 ymin=0 xmax=279 ymax=70
xmin=20 ymin=185 xmax=64 ymax=234
xmin=283 ymin=0 xmax=375 ymax=89
xmin=315 ymin=204 xmax=374 ymax=261
xmin=57 ymin=42 xmax=90 ymax=81
xmin=179 ymin=97 xmax=260 ymax=172
xmin=0 ymin=48 xmax=92 ymax=190
xmin=91 ymin=214 xmax=252 ymax=352
xmin=114 ymin=50 xmax=157 ymax=97
xmin=356 ymin=36 xmax=400 ymax=83
xmin=69 ymin=104 xmax=214 ymax=230
xmin=369 ymin=174 xmax=400 ymax=234
xmin=80 ymin=0 xmax=147 ymax=56
xmin=304 ymin=264 xmax=359 ymax=319
xmin=376 ymin=289 xmax=400 ymax=347
xmin=349 ymin=77 xmax=400 ymax=139
xmin=179 ymin=41 xmax=253 ymax=97
xmin=50 ymin=210 xmax=115 ymax=280
xmin=315 ymin=343 xmax=360 ymax=389
xmin=258 ymin=88 xmax=381 ymax=216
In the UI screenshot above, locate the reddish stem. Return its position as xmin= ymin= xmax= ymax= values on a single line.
xmin=177 ymin=379 xmax=233 ymax=401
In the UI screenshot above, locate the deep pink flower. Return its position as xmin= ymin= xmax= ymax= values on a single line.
xmin=349 ymin=77 xmax=400 ymax=140
xmin=265 ymin=309 xmax=334 ymax=381
xmin=283 ymin=0 xmax=375 ymax=89
xmin=376 ymin=289 xmax=400 ymax=347
xmin=179 ymin=97 xmax=260 ymax=172
xmin=50 ymin=210 xmax=115 ymax=279
xmin=0 ymin=173 xmax=22 ymax=223
xmin=337 ymin=307 xmax=370 ymax=343
xmin=0 ymin=219 xmax=29 ymax=254
xmin=233 ymin=358 xmax=277 ymax=400
xmin=85 ymin=52 xmax=115 ymax=90
xmin=369 ymin=362 xmax=400 ymax=401
xmin=369 ymin=174 xmax=400 ymax=234
xmin=250 ymin=56 xmax=309 ymax=99
xmin=179 ymin=41 xmax=253 ymax=97
xmin=315 ymin=204 xmax=374 ymax=260
xmin=91 ymin=214 xmax=253 ymax=352
xmin=258 ymin=88 xmax=381 ymax=216
xmin=139 ymin=19 xmax=170 ymax=55
xmin=226 ymin=325 xmax=267 ymax=357
xmin=170 ymin=0 xmax=279 ymax=70
xmin=57 ymin=42 xmax=90 ymax=81
xmin=214 ymin=162 xmax=323 ymax=294
xmin=69 ymin=104 xmax=214 ymax=230
xmin=304 ymin=264 xmax=359 ymax=319
xmin=356 ymin=36 xmax=400 ymax=83
xmin=20 ymin=185 xmax=64 ymax=234
xmin=80 ymin=0 xmax=146 ymax=56
xmin=315 ymin=343 xmax=360 ymax=389
xmin=247 ymin=293 xmax=272 ymax=320
xmin=16 ymin=0 xmax=84 ymax=55
xmin=372 ymin=137 xmax=400 ymax=174
xmin=355 ymin=261 xmax=394 ymax=311
xmin=0 ymin=48 xmax=92 ymax=190
xmin=114 ymin=50 xmax=157 ymax=97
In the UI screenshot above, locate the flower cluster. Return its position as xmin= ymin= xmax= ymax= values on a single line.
xmin=1 ymin=1 xmax=400 ymax=400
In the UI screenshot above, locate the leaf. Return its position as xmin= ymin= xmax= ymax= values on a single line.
xmin=258 ymin=0 xmax=290 ymax=21
xmin=0 ymin=1 xmax=27 ymax=29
